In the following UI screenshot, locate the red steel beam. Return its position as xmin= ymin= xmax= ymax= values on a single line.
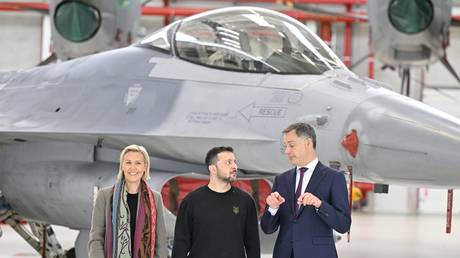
xmin=319 ymin=21 xmax=332 ymax=45
xmin=281 ymin=9 xmax=366 ymax=22
xmin=368 ymin=52 xmax=374 ymax=79
xmin=142 ymin=6 xmax=366 ymax=22
xmin=446 ymin=189 xmax=453 ymax=233
xmin=294 ymin=0 xmax=367 ymax=4
xmin=162 ymin=0 xmax=170 ymax=26
xmin=0 ymin=2 xmax=48 ymax=11
xmin=343 ymin=3 xmax=352 ymax=67
xmin=0 ymin=2 xmax=367 ymax=22
xmin=141 ymin=6 xmax=208 ymax=17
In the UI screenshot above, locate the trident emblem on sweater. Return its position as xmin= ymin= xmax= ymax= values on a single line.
xmin=233 ymin=206 xmax=239 ymax=215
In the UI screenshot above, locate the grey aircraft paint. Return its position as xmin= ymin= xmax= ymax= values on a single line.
xmin=1 ymin=6 xmax=460 ymax=258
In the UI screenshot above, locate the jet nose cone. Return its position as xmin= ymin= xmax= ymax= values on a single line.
xmin=342 ymin=92 xmax=460 ymax=187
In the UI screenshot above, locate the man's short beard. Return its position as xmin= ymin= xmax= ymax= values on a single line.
xmin=216 ymin=169 xmax=236 ymax=182
xmin=223 ymin=176 xmax=236 ymax=183
xmin=217 ymin=174 xmax=235 ymax=183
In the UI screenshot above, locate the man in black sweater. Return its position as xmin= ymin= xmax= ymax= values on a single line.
xmin=172 ymin=146 xmax=260 ymax=258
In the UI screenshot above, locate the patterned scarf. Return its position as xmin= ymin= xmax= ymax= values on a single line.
xmin=105 ymin=179 xmax=157 ymax=258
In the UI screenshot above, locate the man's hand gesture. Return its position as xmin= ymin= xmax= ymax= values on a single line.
xmin=266 ymin=192 xmax=285 ymax=209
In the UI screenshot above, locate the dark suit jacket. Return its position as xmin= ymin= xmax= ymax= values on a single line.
xmin=261 ymin=162 xmax=351 ymax=258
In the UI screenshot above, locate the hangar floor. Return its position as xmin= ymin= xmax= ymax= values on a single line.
xmin=1 ymin=212 xmax=459 ymax=258
xmin=336 ymin=212 xmax=460 ymax=258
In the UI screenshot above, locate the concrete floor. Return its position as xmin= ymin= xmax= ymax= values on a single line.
xmin=1 ymin=212 xmax=459 ymax=258
xmin=336 ymin=212 xmax=460 ymax=258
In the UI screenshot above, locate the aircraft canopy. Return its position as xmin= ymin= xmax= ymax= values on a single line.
xmin=142 ymin=7 xmax=347 ymax=74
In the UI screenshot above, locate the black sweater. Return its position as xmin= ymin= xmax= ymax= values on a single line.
xmin=127 ymin=192 xmax=138 ymax=255
xmin=172 ymin=186 xmax=260 ymax=258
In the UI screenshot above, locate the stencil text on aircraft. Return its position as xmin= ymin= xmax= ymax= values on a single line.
xmin=239 ymin=102 xmax=287 ymax=121
xmin=186 ymin=112 xmax=229 ymax=124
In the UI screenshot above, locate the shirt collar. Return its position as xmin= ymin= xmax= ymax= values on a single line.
xmin=297 ymin=158 xmax=318 ymax=174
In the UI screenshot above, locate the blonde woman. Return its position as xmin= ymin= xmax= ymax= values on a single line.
xmin=89 ymin=144 xmax=167 ymax=258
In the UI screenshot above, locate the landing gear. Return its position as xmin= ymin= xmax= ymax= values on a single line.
xmin=0 ymin=193 xmax=68 ymax=258
xmin=400 ymin=68 xmax=411 ymax=97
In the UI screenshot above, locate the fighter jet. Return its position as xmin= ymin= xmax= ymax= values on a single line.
xmin=367 ymin=0 xmax=460 ymax=94
xmin=1 ymin=6 xmax=460 ymax=258
xmin=50 ymin=0 xmax=142 ymax=61
xmin=293 ymin=0 xmax=460 ymax=95
xmin=0 ymin=0 xmax=142 ymax=62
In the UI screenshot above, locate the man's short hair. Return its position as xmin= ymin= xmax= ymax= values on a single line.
xmin=205 ymin=146 xmax=234 ymax=167
xmin=283 ymin=122 xmax=316 ymax=149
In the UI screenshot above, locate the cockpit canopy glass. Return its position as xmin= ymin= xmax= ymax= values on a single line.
xmin=141 ymin=21 xmax=179 ymax=52
xmin=174 ymin=8 xmax=346 ymax=74
xmin=140 ymin=7 xmax=347 ymax=74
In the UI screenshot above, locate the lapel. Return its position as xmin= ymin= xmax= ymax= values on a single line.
xmin=283 ymin=168 xmax=297 ymax=216
xmin=296 ymin=161 xmax=327 ymax=217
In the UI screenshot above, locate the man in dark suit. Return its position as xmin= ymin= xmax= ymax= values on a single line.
xmin=261 ymin=122 xmax=351 ymax=258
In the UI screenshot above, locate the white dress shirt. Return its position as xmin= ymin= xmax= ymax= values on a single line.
xmin=268 ymin=158 xmax=319 ymax=215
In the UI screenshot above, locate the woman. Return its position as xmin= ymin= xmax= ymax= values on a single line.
xmin=89 ymin=144 xmax=168 ymax=258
